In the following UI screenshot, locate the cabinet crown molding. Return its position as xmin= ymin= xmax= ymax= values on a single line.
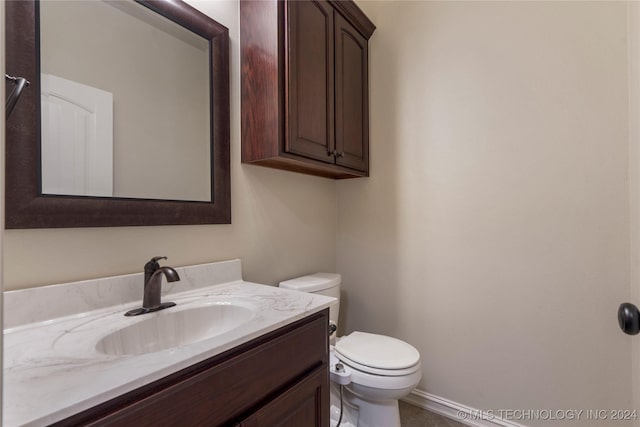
xmin=329 ymin=0 xmax=376 ymax=39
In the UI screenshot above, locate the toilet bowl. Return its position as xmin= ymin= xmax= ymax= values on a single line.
xmin=279 ymin=274 xmax=422 ymax=427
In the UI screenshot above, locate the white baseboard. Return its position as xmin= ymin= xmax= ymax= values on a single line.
xmin=401 ymin=389 xmax=527 ymax=427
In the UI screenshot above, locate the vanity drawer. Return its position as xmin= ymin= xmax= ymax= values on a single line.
xmin=55 ymin=310 xmax=329 ymax=427
xmin=238 ymin=365 xmax=328 ymax=427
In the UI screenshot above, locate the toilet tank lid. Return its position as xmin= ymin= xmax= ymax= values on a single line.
xmin=279 ymin=273 xmax=341 ymax=292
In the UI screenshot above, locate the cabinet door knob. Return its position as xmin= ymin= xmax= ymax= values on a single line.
xmin=328 ymin=150 xmax=344 ymax=158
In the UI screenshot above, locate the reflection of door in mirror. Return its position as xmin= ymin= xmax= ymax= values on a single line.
xmin=41 ymin=73 xmax=114 ymax=197
xmin=39 ymin=0 xmax=212 ymax=202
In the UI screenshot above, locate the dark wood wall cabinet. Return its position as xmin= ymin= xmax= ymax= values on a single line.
xmin=241 ymin=0 xmax=375 ymax=179
xmin=51 ymin=311 xmax=329 ymax=427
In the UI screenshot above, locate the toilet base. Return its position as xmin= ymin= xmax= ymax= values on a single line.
xmin=330 ymin=382 xmax=359 ymax=427
xmin=330 ymin=405 xmax=356 ymax=427
xmin=345 ymin=387 xmax=401 ymax=427
xmin=330 ymin=382 xmax=402 ymax=427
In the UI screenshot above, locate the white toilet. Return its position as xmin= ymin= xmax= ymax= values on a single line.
xmin=279 ymin=273 xmax=422 ymax=427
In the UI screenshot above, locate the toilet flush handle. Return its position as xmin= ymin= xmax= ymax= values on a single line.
xmin=328 ymin=321 xmax=337 ymax=336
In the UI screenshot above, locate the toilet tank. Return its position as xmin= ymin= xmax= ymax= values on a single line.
xmin=279 ymin=273 xmax=341 ymax=328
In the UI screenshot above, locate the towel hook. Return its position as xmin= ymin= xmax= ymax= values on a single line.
xmin=6 ymin=74 xmax=30 ymax=119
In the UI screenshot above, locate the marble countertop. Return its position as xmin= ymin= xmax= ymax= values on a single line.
xmin=3 ymin=260 xmax=334 ymax=427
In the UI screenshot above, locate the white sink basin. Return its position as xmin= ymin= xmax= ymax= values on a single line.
xmin=96 ymin=301 xmax=256 ymax=356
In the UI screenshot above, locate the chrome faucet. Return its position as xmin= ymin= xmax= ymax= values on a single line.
xmin=125 ymin=256 xmax=180 ymax=316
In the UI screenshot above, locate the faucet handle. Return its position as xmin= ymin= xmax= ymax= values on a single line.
xmin=145 ymin=256 xmax=168 ymax=274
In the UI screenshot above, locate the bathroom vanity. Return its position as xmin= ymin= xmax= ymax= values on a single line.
xmin=56 ymin=312 xmax=328 ymax=426
xmin=3 ymin=260 xmax=333 ymax=426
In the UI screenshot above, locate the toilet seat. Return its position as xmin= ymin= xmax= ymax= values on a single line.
xmin=343 ymin=362 xmax=422 ymax=391
xmin=330 ymin=346 xmax=422 ymax=391
xmin=335 ymin=332 xmax=420 ymax=374
xmin=336 ymin=353 xmax=420 ymax=377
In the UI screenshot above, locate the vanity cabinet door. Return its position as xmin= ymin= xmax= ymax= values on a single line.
xmin=238 ymin=366 xmax=329 ymax=427
xmin=334 ymin=12 xmax=369 ymax=173
xmin=286 ymin=0 xmax=335 ymax=163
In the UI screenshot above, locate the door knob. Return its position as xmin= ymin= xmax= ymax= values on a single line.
xmin=618 ymin=302 xmax=640 ymax=335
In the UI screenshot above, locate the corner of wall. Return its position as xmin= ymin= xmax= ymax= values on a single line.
xmin=628 ymin=2 xmax=640 ymax=424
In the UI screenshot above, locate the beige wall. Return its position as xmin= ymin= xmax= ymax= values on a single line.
xmin=340 ymin=1 xmax=632 ymax=424
xmin=3 ymin=0 xmax=337 ymax=290
xmin=40 ymin=0 xmax=210 ymax=201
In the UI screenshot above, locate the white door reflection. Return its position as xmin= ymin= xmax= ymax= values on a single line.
xmin=41 ymin=73 xmax=114 ymax=197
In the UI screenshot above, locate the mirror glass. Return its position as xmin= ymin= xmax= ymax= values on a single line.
xmin=39 ymin=0 xmax=211 ymax=202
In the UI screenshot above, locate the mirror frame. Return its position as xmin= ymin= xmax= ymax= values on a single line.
xmin=5 ymin=0 xmax=230 ymax=228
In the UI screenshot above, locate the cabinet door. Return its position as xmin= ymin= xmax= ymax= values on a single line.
xmin=238 ymin=366 xmax=329 ymax=427
xmin=286 ymin=0 xmax=335 ymax=163
xmin=334 ymin=12 xmax=369 ymax=173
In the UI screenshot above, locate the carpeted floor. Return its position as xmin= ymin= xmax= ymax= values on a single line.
xmin=399 ymin=401 xmax=468 ymax=427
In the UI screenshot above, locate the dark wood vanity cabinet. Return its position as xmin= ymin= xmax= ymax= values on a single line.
xmin=241 ymin=0 xmax=375 ymax=179
xmin=238 ymin=367 xmax=327 ymax=427
xmin=53 ymin=311 xmax=329 ymax=427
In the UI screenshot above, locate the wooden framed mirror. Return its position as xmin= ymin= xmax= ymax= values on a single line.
xmin=5 ymin=0 xmax=230 ymax=228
